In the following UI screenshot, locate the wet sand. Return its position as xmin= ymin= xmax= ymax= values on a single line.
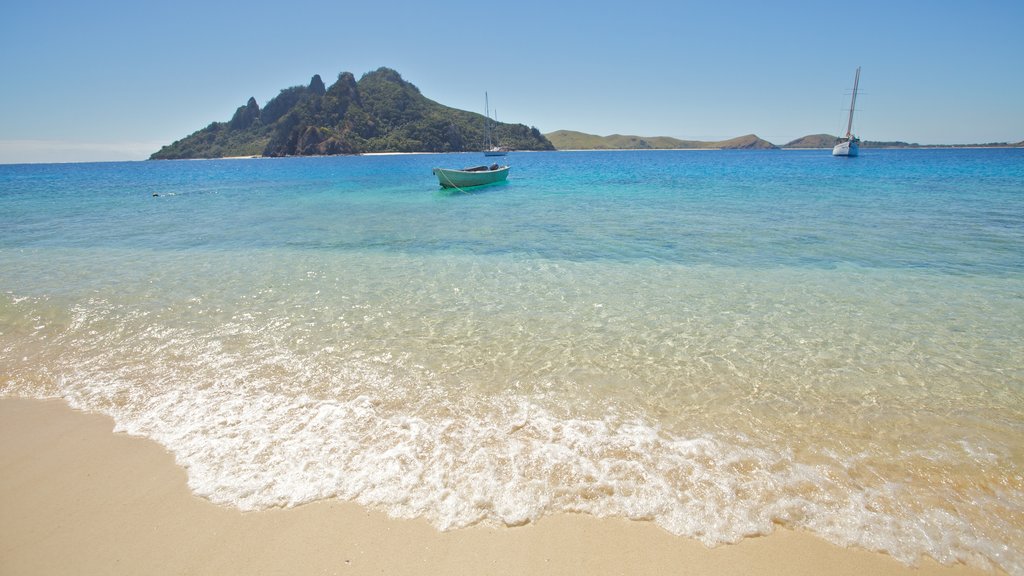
xmin=0 ymin=397 xmax=999 ymax=576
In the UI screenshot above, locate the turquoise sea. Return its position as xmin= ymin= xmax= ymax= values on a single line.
xmin=2 ymin=149 xmax=1022 ymax=574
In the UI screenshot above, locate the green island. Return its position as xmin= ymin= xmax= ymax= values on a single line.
xmin=151 ymin=68 xmax=554 ymax=159
xmin=151 ymin=67 xmax=1022 ymax=159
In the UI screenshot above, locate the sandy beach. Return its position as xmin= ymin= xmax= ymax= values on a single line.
xmin=0 ymin=397 xmax=999 ymax=576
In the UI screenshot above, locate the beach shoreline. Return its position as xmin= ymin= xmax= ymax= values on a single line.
xmin=0 ymin=396 xmax=999 ymax=576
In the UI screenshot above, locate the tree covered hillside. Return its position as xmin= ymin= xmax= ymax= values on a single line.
xmin=151 ymin=68 xmax=553 ymax=159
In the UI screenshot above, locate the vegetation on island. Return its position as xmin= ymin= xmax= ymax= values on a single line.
xmin=782 ymin=134 xmax=839 ymax=148
xmin=151 ymin=68 xmax=553 ymax=159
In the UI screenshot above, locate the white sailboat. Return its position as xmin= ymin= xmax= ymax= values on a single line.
xmin=483 ymin=92 xmax=507 ymax=156
xmin=833 ymin=66 xmax=861 ymax=157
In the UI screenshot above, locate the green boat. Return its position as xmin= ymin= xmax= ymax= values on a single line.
xmin=432 ymin=164 xmax=510 ymax=189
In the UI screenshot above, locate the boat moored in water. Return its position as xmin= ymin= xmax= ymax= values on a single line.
xmin=832 ymin=138 xmax=858 ymax=156
xmin=432 ymin=164 xmax=510 ymax=189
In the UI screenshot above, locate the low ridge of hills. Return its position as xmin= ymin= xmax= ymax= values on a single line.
xmin=782 ymin=134 xmax=839 ymax=148
xmin=545 ymin=130 xmax=777 ymax=150
xmin=547 ymin=131 xmax=1024 ymax=150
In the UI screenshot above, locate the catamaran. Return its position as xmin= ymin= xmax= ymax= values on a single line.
xmin=833 ymin=67 xmax=861 ymax=157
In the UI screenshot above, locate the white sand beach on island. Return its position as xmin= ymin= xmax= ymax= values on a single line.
xmin=0 ymin=397 xmax=999 ymax=576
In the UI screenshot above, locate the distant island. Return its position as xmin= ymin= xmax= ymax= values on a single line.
xmin=151 ymin=67 xmax=1021 ymax=159
xmin=151 ymin=68 xmax=554 ymax=159
xmin=546 ymin=130 xmax=1023 ymax=151
xmin=544 ymin=131 xmax=777 ymax=150
xmin=782 ymin=133 xmax=1023 ymax=149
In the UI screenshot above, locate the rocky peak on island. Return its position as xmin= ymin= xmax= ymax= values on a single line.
xmin=229 ymin=97 xmax=261 ymax=130
xmin=309 ymin=74 xmax=326 ymax=96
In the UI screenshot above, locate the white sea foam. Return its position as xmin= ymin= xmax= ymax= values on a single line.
xmin=47 ymin=375 xmax=1017 ymax=575
xmin=10 ymin=354 xmax=1016 ymax=575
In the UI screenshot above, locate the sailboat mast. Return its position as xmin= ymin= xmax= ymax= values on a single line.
xmin=845 ymin=66 xmax=861 ymax=138
xmin=485 ymin=92 xmax=492 ymax=148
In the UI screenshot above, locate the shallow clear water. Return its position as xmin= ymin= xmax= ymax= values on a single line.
xmin=2 ymin=149 xmax=1022 ymax=574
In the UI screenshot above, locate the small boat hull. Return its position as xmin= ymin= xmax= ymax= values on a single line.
xmin=832 ymin=139 xmax=859 ymax=157
xmin=432 ymin=166 xmax=510 ymax=189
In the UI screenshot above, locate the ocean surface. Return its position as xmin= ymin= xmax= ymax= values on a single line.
xmin=2 ymin=149 xmax=1022 ymax=573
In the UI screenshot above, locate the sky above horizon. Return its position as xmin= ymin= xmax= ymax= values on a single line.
xmin=1 ymin=0 xmax=1022 ymax=163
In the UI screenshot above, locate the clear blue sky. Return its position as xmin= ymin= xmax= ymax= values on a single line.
xmin=1 ymin=0 xmax=1022 ymax=163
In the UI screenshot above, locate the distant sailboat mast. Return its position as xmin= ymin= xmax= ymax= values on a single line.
xmin=485 ymin=91 xmax=492 ymax=149
xmin=844 ymin=66 xmax=861 ymax=140
xmin=484 ymin=91 xmax=507 ymax=156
